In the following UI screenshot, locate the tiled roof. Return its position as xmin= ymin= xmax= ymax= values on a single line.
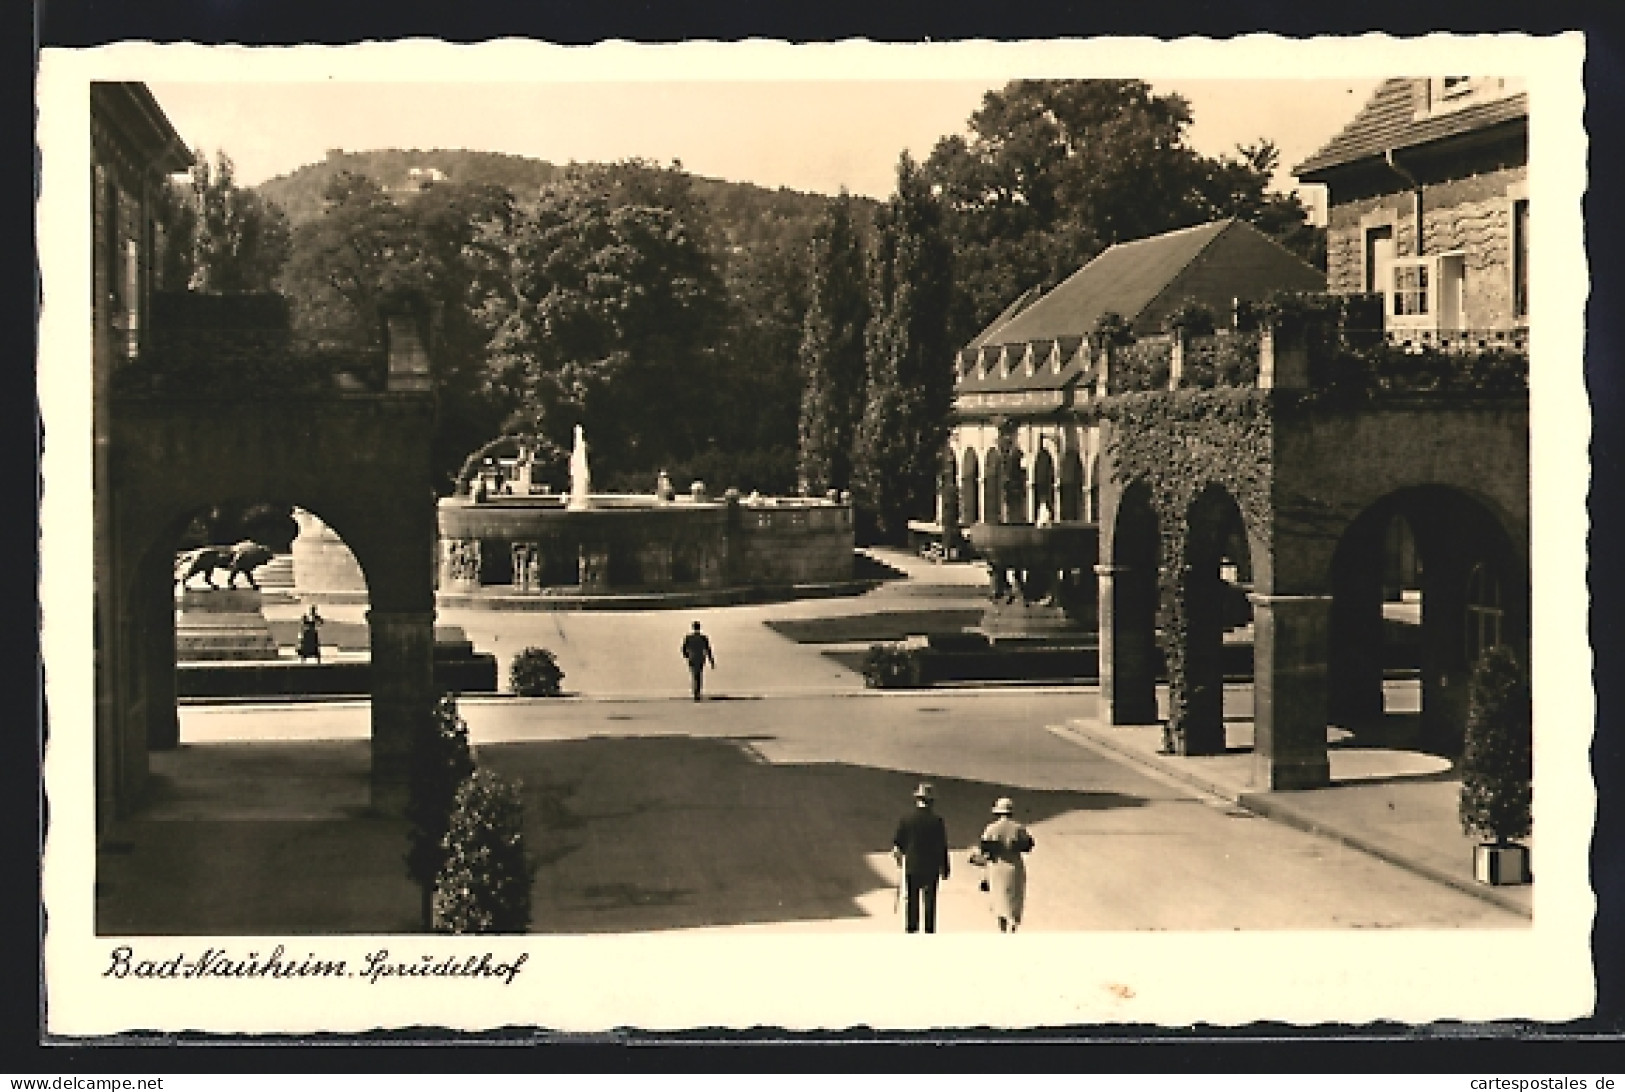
xmin=975 ymin=220 xmax=1233 ymax=347
xmin=1294 ymin=78 xmax=1529 ymax=179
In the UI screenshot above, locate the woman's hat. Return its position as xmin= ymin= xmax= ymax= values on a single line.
xmin=992 ymin=797 xmax=1014 ymax=815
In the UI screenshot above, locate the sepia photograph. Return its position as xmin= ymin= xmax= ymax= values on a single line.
xmin=38 ymin=35 xmax=1593 ymax=1035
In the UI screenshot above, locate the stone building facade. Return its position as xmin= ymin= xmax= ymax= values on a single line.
xmin=1296 ymin=77 xmax=1529 ymax=345
xmin=945 ymin=219 xmax=1325 ymax=534
xmin=93 ymin=84 xmax=442 ymax=830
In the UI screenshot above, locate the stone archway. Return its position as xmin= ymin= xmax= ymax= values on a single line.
xmin=982 ymin=447 xmax=1001 ymax=525
xmin=1327 ymin=486 xmax=1527 ymax=754
xmin=960 ymin=447 xmax=981 ymax=525
xmin=1058 ymin=448 xmax=1083 ymax=522
xmin=107 ymin=394 xmax=438 ymax=815
xmin=1031 ymin=446 xmax=1057 ymax=523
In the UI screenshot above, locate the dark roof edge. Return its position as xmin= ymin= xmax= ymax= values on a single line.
xmin=93 ymin=82 xmax=194 ymax=175
xmin=1293 ymin=92 xmax=1529 ymax=181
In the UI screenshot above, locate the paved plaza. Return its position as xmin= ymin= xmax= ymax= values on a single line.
xmin=96 ymin=552 xmax=1529 ymax=935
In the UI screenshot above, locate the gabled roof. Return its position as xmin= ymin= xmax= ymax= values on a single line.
xmin=976 ymin=220 xmax=1232 ymax=348
xmin=1293 ymin=78 xmax=1529 ymax=180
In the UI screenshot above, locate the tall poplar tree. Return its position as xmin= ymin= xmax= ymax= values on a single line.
xmin=796 ymin=192 xmax=870 ymax=495
xmin=852 ymin=154 xmax=954 ymax=542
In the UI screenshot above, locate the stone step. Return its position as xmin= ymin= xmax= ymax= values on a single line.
xmin=258 ymin=554 xmax=295 ymax=589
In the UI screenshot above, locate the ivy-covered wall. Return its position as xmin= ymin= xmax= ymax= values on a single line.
xmin=1099 ymin=388 xmax=1274 ymax=753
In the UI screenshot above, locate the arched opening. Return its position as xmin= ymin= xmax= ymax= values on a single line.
xmin=156 ymin=496 xmax=377 ymax=744
xmin=960 ymin=447 xmax=981 ymax=525
xmin=1031 ymin=446 xmax=1056 ymax=523
xmin=1002 ymin=445 xmax=1028 ymax=524
xmin=1177 ymin=486 xmax=1254 ymax=755
xmin=1104 ymin=480 xmax=1161 ymax=725
xmin=1327 ymin=486 xmax=1526 ymax=754
xmin=1058 ymin=448 xmax=1084 ymax=522
xmin=982 ymin=446 xmax=1001 ymax=525
xmin=1087 ymin=452 xmax=1101 ymax=525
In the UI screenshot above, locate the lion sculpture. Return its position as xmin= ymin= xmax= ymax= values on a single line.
xmin=174 ymin=540 xmax=275 ymax=591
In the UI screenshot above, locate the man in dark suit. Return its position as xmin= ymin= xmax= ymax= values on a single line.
xmin=681 ymin=621 xmax=715 ymax=701
xmin=892 ymin=782 xmax=951 ymax=933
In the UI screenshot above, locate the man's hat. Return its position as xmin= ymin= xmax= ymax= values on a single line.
xmin=913 ymin=782 xmax=935 ymax=801
xmin=992 ymin=797 xmax=1014 ymax=816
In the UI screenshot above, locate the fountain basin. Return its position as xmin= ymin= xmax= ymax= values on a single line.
xmin=963 ymin=521 xmax=1100 ymax=641
xmin=437 ymin=493 xmax=855 ymax=600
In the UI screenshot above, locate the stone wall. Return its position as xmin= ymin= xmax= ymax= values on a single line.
xmin=1325 ymin=163 xmax=1527 ymax=329
xmin=728 ymin=503 xmax=854 ymax=585
xmin=1269 ymin=396 xmax=1529 ymax=593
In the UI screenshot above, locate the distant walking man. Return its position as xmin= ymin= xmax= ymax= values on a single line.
xmin=892 ymin=782 xmax=951 ymax=933
xmin=681 ymin=621 xmax=715 ymax=701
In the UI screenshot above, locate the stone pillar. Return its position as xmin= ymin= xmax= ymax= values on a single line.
xmin=367 ymin=609 xmax=436 ymax=815
xmin=145 ymin=551 xmax=180 ymax=750
xmin=1258 ymin=325 xmax=1310 ymax=390
xmin=1094 ymin=343 xmax=1111 ymax=399
xmin=1250 ymin=593 xmax=1333 ymax=790
xmin=1168 ymin=332 xmax=1185 ymax=390
xmin=1096 ymin=563 xmax=1160 ymax=724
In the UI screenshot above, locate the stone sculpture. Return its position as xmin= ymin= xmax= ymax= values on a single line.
xmin=174 ymin=540 xmax=275 ymax=591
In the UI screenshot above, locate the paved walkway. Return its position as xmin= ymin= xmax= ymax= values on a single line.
xmin=110 ymin=548 xmax=1533 ymax=930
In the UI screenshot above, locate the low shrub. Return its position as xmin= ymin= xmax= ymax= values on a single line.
xmin=863 ymin=643 xmax=923 ymax=689
xmin=432 ymin=770 xmax=533 ymax=934
xmin=509 ymin=646 xmax=565 ymax=697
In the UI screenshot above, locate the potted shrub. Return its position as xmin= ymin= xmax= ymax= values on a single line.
xmin=1458 ymin=645 xmax=1533 ymax=885
xmin=509 ymin=646 xmax=565 ymax=696
xmin=433 ymin=769 xmax=534 ymax=934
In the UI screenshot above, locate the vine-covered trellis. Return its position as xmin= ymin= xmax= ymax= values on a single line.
xmin=1100 ymin=388 xmax=1274 ymax=753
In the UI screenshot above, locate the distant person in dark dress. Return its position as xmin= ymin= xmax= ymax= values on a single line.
xmin=681 ymin=621 xmax=715 ymax=701
xmin=892 ymin=782 xmax=951 ymax=933
xmin=297 ymin=605 xmax=324 ymax=663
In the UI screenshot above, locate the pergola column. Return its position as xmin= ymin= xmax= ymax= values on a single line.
xmin=1096 ymin=563 xmax=1159 ymax=724
xmin=1250 ymin=593 xmax=1332 ymax=790
xmin=367 ymin=608 xmax=437 ymax=814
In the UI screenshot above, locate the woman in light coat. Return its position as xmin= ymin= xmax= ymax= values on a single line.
xmin=971 ymin=797 xmax=1035 ymax=933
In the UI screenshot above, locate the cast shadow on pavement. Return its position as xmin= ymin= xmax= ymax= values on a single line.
xmin=94 ymin=735 xmax=1145 ymax=935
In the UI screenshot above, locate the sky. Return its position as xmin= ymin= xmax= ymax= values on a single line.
xmin=147 ymin=78 xmax=1382 ymax=217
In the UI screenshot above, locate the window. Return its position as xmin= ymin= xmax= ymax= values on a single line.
xmin=1513 ymin=199 xmax=1530 ymax=320
xmin=1392 ymin=260 xmax=1430 ymax=317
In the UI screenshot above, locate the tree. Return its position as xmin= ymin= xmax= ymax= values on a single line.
xmin=279 ymin=172 xmax=519 ymax=486
xmin=476 ymin=171 xmax=727 ymax=480
xmin=852 ymin=155 xmax=955 ymax=542
xmin=923 ymin=80 xmax=1321 ymax=346
xmin=173 ymin=151 xmax=292 ymax=294
xmin=796 ymin=192 xmax=870 ymax=495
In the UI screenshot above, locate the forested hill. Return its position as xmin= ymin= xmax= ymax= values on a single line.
xmin=254 ymin=147 xmax=872 ymax=245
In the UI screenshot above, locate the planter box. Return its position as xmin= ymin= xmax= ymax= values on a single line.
xmin=1473 ymin=843 xmax=1531 ymax=886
